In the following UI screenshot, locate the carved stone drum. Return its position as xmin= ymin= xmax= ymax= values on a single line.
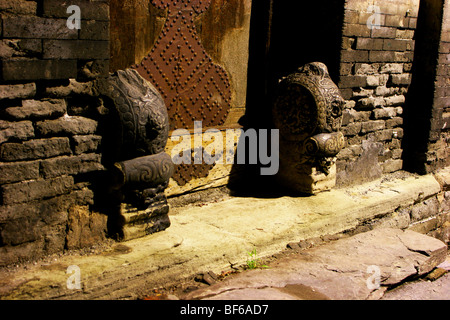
xmin=273 ymin=62 xmax=345 ymax=194
xmin=98 ymin=69 xmax=174 ymax=240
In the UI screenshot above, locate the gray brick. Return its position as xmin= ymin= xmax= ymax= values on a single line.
xmin=339 ymin=75 xmax=367 ymax=88
xmin=2 ymin=16 xmax=77 ymax=39
xmin=372 ymin=27 xmax=397 ymax=39
xmin=341 ymin=50 xmax=369 ymax=62
xmin=80 ymin=20 xmax=109 ymax=41
xmin=0 ymin=83 xmax=36 ymax=100
xmin=383 ymin=39 xmax=408 ymax=51
xmin=2 ymin=59 xmax=77 ymax=81
xmin=72 ymin=135 xmax=101 ymax=154
xmin=356 ymin=38 xmax=383 ymax=51
xmin=361 ymin=120 xmax=386 ymax=133
xmin=36 ymin=116 xmax=98 ymax=137
xmin=0 ymin=138 xmax=72 ymax=162
xmin=389 ymin=74 xmax=411 ymax=86
xmin=0 ymin=120 xmax=34 ymax=144
xmin=369 ymin=51 xmax=396 ymax=62
xmin=1 ymin=176 xmax=74 ymax=205
xmin=43 ymin=40 xmax=109 ymax=60
xmin=0 ymin=0 xmax=37 ymax=15
xmin=40 ymin=153 xmax=104 ymax=179
xmin=0 ymin=161 xmax=40 ymax=184
xmin=3 ymin=99 xmax=67 ymax=121
xmin=43 ymin=0 xmax=109 ymax=21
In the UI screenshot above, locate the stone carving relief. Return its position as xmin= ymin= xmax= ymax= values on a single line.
xmin=98 ymin=68 xmax=174 ymax=240
xmin=273 ymin=62 xmax=345 ymax=194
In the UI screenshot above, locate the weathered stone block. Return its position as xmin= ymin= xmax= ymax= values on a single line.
xmin=72 ymin=135 xmax=102 ymax=154
xmin=383 ymin=39 xmax=408 ymax=51
xmin=356 ymin=38 xmax=383 ymax=51
xmin=375 ymin=86 xmax=392 ymax=96
xmin=0 ymin=137 xmax=72 ymax=161
xmin=390 ymin=74 xmax=411 ymax=86
xmin=78 ymin=60 xmax=110 ymax=79
xmin=336 ymin=139 xmax=383 ymax=187
xmin=386 ymin=117 xmax=404 ymax=128
xmin=339 ymin=75 xmax=367 ymax=88
xmin=366 ymin=75 xmax=380 ymax=87
xmin=0 ymin=120 xmax=34 ymax=144
xmin=1 ymin=176 xmax=74 ymax=205
xmin=381 ymin=159 xmax=403 ymax=173
xmin=0 ymin=0 xmax=37 ymax=15
xmin=394 ymin=52 xmax=414 ymax=63
xmin=2 ymin=59 xmax=77 ymax=81
xmin=411 ymin=197 xmax=440 ymax=222
xmin=0 ymin=83 xmax=36 ymax=100
xmin=0 ymin=216 xmax=41 ymax=246
xmin=372 ymin=27 xmax=397 ymax=39
xmin=343 ymin=23 xmax=371 ymax=37
xmin=0 ymin=160 xmax=40 ymax=185
xmin=342 ymin=122 xmax=362 ymax=136
xmin=372 ymin=107 xmax=398 ymax=119
xmin=36 ymin=116 xmax=98 ymax=136
xmin=380 ymin=63 xmax=404 ymax=74
xmin=2 ymin=16 xmax=78 ymax=39
xmin=369 ymin=51 xmax=396 ymax=62
xmin=357 ymin=96 xmax=386 ymax=109
xmin=341 ymin=50 xmax=369 ymax=63
xmin=65 ymin=205 xmax=107 ymax=250
xmin=384 ymin=94 xmax=406 ymax=106
xmin=361 ymin=120 xmax=386 ymax=133
xmin=43 ymin=40 xmax=109 ymax=60
xmin=372 ymin=128 xmax=394 ymax=141
xmin=43 ymin=0 xmax=110 ymax=21
xmin=45 ymin=79 xmax=97 ymax=98
xmin=354 ymin=63 xmax=379 ymax=75
xmin=80 ymin=20 xmax=109 ymax=41
xmin=3 ymin=99 xmax=66 ymax=120
xmin=396 ymin=29 xmax=415 ymax=40
xmin=40 ymin=153 xmax=104 ymax=179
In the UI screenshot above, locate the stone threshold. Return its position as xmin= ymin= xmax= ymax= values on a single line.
xmin=0 ymin=170 xmax=447 ymax=300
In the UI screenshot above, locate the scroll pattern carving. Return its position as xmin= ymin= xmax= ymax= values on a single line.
xmin=273 ymin=62 xmax=345 ymax=192
xmin=98 ymin=69 xmax=174 ymax=239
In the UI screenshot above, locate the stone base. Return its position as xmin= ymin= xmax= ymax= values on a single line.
xmin=110 ymin=201 xmax=170 ymax=241
xmin=276 ymin=163 xmax=337 ymax=194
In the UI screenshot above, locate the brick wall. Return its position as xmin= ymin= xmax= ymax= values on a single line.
xmin=428 ymin=0 xmax=450 ymax=171
xmin=0 ymin=0 xmax=110 ymax=266
xmin=336 ymin=0 xmax=420 ymax=186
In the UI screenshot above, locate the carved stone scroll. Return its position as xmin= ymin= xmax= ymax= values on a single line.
xmin=273 ymin=62 xmax=345 ymax=194
xmin=98 ymin=68 xmax=174 ymax=240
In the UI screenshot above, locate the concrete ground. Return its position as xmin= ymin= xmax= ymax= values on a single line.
xmin=0 ymin=172 xmax=448 ymax=300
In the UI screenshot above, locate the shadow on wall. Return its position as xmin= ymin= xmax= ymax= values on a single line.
xmin=228 ymin=1 xmax=346 ymax=198
xmin=402 ymin=0 xmax=445 ymax=174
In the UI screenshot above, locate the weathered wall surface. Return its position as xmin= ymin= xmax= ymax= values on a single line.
xmin=0 ymin=0 xmax=110 ymax=266
xmin=336 ymin=0 xmax=420 ymax=186
xmin=423 ymin=0 xmax=450 ymax=172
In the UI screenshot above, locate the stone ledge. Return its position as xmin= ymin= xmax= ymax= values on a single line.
xmin=0 ymin=172 xmax=445 ymax=299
